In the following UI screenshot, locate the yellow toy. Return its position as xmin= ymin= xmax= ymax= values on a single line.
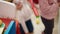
xmin=0 ymin=19 xmax=3 ymax=26
xmin=36 ymin=16 xmax=40 ymax=24
xmin=36 ymin=18 xmax=40 ymax=24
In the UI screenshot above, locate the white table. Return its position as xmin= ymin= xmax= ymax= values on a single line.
xmin=0 ymin=23 xmax=5 ymax=34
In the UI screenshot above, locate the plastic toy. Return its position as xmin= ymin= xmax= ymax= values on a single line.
xmin=0 ymin=19 xmax=3 ymax=26
xmin=0 ymin=1 xmax=21 ymax=34
xmin=4 ymin=21 xmax=16 ymax=34
xmin=36 ymin=16 xmax=40 ymax=24
xmin=0 ymin=19 xmax=5 ymax=34
xmin=0 ymin=1 xmax=16 ymax=19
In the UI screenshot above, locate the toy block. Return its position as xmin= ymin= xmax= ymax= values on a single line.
xmin=0 ymin=23 xmax=5 ymax=34
xmin=4 ymin=20 xmax=16 ymax=34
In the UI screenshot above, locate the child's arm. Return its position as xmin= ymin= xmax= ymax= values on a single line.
xmin=20 ymin=19 xmax=29 ymax=34
xmin=16 ymin=11 xmax=29 ymax=34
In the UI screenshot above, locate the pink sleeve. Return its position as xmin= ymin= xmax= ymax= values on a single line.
xmin=16 ymin=11 xmax=29 ymax=33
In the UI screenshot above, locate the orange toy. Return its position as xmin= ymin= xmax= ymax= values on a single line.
xmin=0 ymin=19 xmax=3 ymax=26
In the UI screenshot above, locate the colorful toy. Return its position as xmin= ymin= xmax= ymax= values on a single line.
xmin=4 ymin=20 xmax=16 ymax=34
xmin=0 ymin=19 xmax=5 ymax=34
xmin=0 ymin=19 xmax=3 ymax=26
xmin=0 ymin=1 xmax=21 ymax=34
xmin=36 ymin=16 xmax=40 ymax=24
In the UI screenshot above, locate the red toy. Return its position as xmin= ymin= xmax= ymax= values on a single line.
xmin=0 ymin=18 xmax=21 ymax=34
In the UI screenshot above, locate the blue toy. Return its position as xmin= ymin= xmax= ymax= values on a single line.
xmin=4 ymin=20 xmax=16 ymax=34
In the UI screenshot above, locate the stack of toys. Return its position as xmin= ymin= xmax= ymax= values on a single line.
xmin=4 ymin=21 xmax=16 ymax=34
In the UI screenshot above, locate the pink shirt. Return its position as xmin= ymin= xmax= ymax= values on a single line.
xmin=39 ymin=0 xmax=59 ymax=20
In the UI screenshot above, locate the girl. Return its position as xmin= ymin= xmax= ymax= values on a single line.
xmin=13 ymin=0 xmax=34 ymax=34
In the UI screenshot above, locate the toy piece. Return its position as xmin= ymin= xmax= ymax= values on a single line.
xmin=0 ymin=18 xmax=12 ymax=28
xmin=36 ymin=16 xmax=40 ymax=24
xmin=4 ymin=20 xmax=16 ymax=34
xmin=0 ymin=19 xmax=5 ymax=34
xmin=15 ymin=20 xmax=21 ymax=34
xmin=0 ymin=19 xmax=3 ymax=26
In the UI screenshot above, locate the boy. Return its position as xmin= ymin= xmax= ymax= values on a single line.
xmin=13 ymin=0 xmax=34 ymax=34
